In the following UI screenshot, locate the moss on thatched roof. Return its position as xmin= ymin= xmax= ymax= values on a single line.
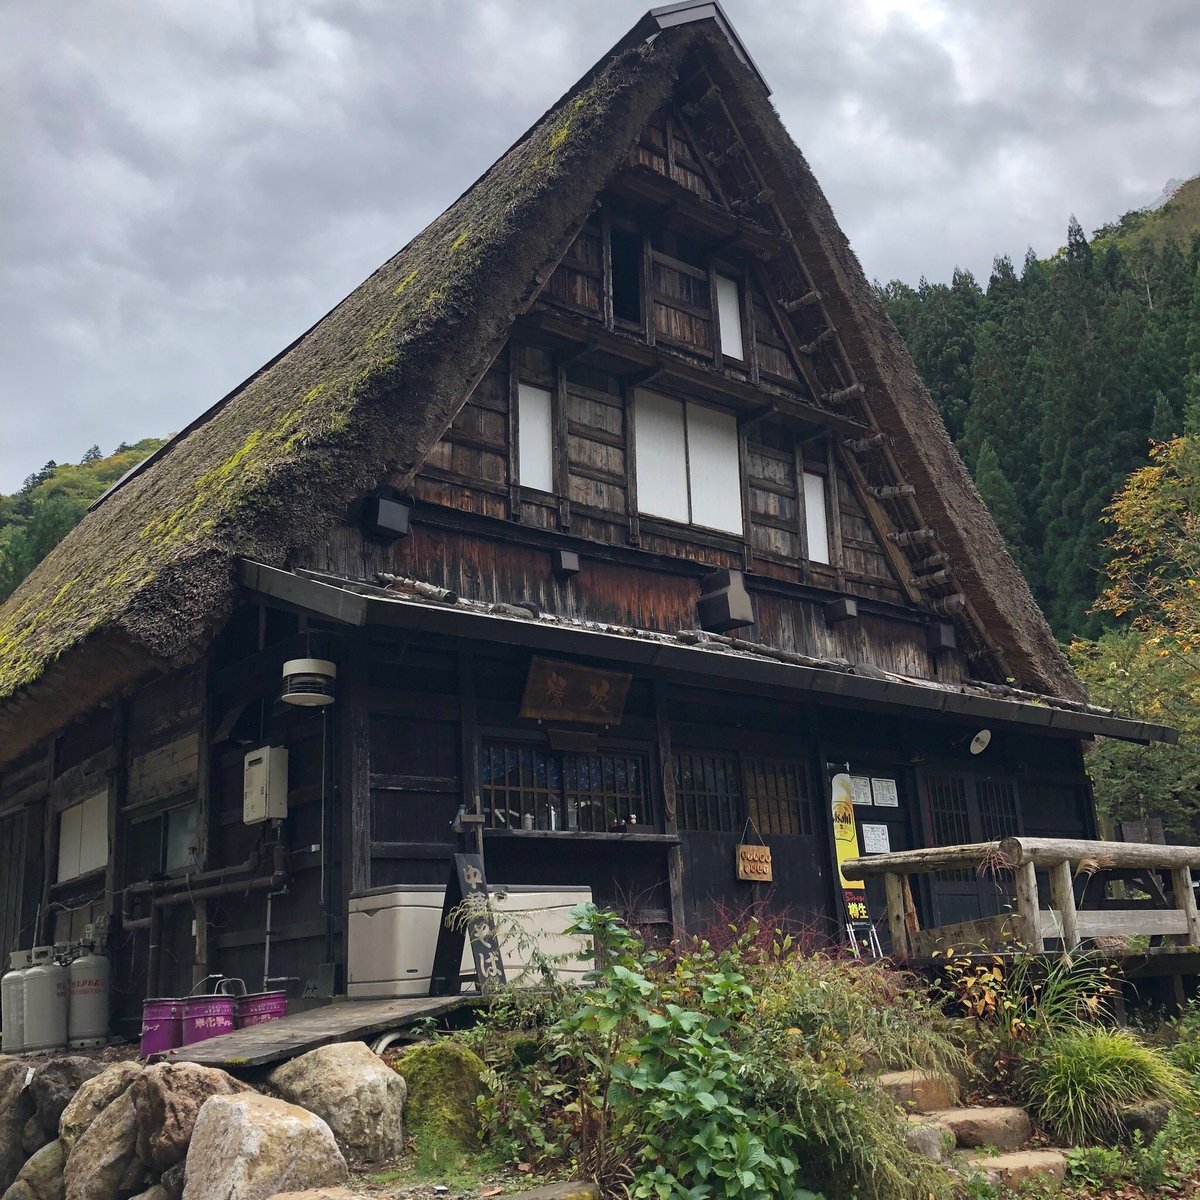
xmin=0 ymin=9 xmax=1083 ymax=762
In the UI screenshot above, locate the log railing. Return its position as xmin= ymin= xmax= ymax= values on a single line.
xmin=841 ymin=837 xmax=1200 ymax=962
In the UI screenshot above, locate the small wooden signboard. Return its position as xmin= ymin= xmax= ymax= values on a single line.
xmin=736 ymin=843 xmax=773 ymax=882
xmin=429 ymin=853 xmax=507 ymax=996
xmin=520 ymin=657 xmax=632 ymax=725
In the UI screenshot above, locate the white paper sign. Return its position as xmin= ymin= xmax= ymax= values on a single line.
xmin=862 ymin=823 xmax=891 ymax=854
xmin=871 ymin=778 xmax=899 ymax=808
xmin=851 ymin=776 xmax=873 ymax=807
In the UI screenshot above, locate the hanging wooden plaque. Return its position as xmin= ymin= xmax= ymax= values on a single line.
xmin=736 ymin=843 xmax=773 ymax=883
xmin=519 ymin=657 xmax=632 ymax=725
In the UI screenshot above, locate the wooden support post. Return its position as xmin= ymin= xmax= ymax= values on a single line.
xmin=901 ymin=876 xmax=921 ymax=945
xmin=1015 ymin=861 xmax=1043 ymax=951
xmin=1171 ymin=867 xmax=1200 ymax=948
xmin=1048 ymin=860 xmax=1080 ymax=952
xmin=883 ymin=873 xmax=910 ymax=961
xmin=654 ymin=681 xmax=686 ymax=939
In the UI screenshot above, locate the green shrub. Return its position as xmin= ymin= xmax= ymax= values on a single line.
xmin=472 ymin=905 xmax=955 ymax=1199
xmin=757 ymin=952 xmax=966 ymax=1078
xmin=1021 ymin=1028 xmax=1187 ymax=1144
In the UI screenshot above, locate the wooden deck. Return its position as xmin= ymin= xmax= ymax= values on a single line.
xmin=150 ymin=994 xmax=473 ymax=1069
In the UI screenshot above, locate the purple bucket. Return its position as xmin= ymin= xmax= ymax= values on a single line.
xmin=237 ymin=991 xmax=288 ymax=1028
xmin=181 ymin=995 xmax=236 ymax=1045
xmin=140 ymin=998 xmax=184 ymax=1057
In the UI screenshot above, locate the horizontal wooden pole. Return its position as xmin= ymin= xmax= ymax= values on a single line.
xmin=1001 ymin=837 xmax=1200 ymax=871
xmin=840 ymin=842 xmax=1003 ymax=879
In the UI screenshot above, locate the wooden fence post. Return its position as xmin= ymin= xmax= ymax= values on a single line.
xmin=1048 ymin=859 xmax=1080 ymax=952
xmin=883 ymin=873 xmax=911 ymax=961
xmin=1171 ymin=867 xmax=1200 ymax=948
xmin=1015 ymin=861 xmax=1043 ymax=951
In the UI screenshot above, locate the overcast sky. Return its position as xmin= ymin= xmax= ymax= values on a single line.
xmin=2 ymin=1 xmax=1198 ymax=492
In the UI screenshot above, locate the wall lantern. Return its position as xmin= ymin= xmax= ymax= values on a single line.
xmin=969 ymin=729 xmax=992 ymax=755
xmin=281 ymin=658 xmax=337 ymax=706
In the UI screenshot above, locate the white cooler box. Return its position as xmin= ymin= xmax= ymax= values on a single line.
xmin=347 ymin=884 xmax=593 ymax=998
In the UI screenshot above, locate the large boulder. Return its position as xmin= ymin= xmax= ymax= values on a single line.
xmin=2 ymin=1138 xmax=66 ymax=1200
xmin=0 ymin=1061 xmax=35 ymax=1195
xmin=59 ymin=1065 xmax=141 ymax=1156
xmin=23 ymin=1060 xmax=103 ymax=1155
xmin=128 ymin=1063 xmax=251 ymax=1172
xmin=156 ymin=1168 xmax=183 ymax=1200
xmin=267 ymin=1043 xmax=405 ymax=1162
xmin=181 ymin=1094 xmax=347 ymax=1200
xmin=63 ymin=1091 xmax=146 ymax=1200
xmin=392 ymin=1041 xmax=484 ymax=1152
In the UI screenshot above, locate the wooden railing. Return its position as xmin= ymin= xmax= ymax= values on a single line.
xmin=841 ymin=837 xmax=1200 ymax=962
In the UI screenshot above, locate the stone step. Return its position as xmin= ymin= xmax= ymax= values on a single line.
xmin=964 ymin=1149 xmax=1067 ymax=1191
xmin=876 ymin=1069 xmax=960 ymax=1113
xmin=928 ymin=1105 xmax=1032 ymax=1151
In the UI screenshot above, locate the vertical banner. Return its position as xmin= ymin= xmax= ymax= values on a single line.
xmin=830 ymin=771 xmax=873 ymax=950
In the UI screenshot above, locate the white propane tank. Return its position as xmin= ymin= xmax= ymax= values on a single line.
xmin=1 ymin=949 xmax=30 ymax=1054
xmin=22 ymin=946 xmax=68 ymax=1053
xmin=68 ymin=938 xmax=110 ymax=1048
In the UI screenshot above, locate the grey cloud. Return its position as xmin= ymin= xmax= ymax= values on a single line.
xmin=1 ymin=0 xmax=1198 ymax=489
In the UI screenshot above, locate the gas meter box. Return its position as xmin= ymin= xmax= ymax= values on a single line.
xmin=243 ymin=747 xmax=288 ymax=824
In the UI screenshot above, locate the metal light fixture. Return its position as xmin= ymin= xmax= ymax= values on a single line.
xmin=281 ymin=658 xmax=337 ymax=706
xmin=969 ymin=729 xmax=992 ymax=755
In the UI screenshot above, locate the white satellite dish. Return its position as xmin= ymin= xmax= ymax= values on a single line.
xmin=969 ymin=729 xmax=992 ymax=755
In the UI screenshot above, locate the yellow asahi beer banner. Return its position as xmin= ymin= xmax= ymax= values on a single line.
xmin=831 ymin=772 xmax=870 ymax=924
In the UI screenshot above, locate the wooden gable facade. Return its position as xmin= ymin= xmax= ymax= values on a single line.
xmin=0 ymin=5 xmax=1176 ymax=1041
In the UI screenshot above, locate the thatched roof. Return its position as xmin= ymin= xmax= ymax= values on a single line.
xmin=0 ymin=7 xmax=1084 ymax=763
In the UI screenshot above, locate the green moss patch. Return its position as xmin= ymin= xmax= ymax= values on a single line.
xmin=394 ymin=1039 xmax=487 ymax=1160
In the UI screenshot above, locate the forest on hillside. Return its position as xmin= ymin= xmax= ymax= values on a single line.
xmin=0 ymin=439 xmax=166 ymax=603
xmin=881 ymin=188 xmax=1200 ymax=841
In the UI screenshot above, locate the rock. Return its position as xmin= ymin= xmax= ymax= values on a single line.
xmin=59 ymin=1065 xmax=141 ymax=1155
xmin=267 ymin=1043 xmax=405 ymax=1162
xmin=3 ymin=1138 xmax=66 ymax=1200
xmin=963 ymin=1149 xmax=1066 ymax=1190
xmin=266 ymin=1192 xmax=358 ymax=1200
xmin=903 ymin=1118 xmax=954 ymax=1163
xmin=181 ymin=1094 xmax=347 ymax=1200
xmin=126 ymin=1188 xmax=168 ymax=1200
xmin=1123 ymin=1099 xmax=1171 ymax=1140
xmin=0 ymin=1060 xmax=35 ymax=1195
xmin=63 ymin=1090 xmax=144 ymax=1200
xmin=23 ymin=1060 xmax=103 ymax=1155
xmin=876 ymin=1069 xmax=959 ymax=1114
xmin=929 ymin=1105 xmax=1032 ymax=1151
xmin=391 ymin=1041 xmax=485 ymax=1152
xmin=157 ymin=1167 xmax=184 ymax=1200
xmin=129 ymin=1063 xmax=251 ymax=1172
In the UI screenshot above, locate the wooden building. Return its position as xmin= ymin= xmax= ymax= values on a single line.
xmin=0 ymin=2 xmax=1175 ymax=1035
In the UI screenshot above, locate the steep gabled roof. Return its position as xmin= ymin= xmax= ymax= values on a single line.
xmin=0 ymin=7 xmax=1086 ymax=763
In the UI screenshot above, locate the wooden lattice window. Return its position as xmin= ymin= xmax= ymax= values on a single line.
xmin=745 ymin=756 xmax=814 ymax=836
xmin=675 ymin=751 xmax=814 ymax=836
xmin=675 ymin=751 xmax=742 ymax=832
xmin=480 ymin=741 xmax=650 ymax=832
xmin=926 ymin=774 xmax=973 ymax=883
xmin=978 ymin=779 xmax=1020 ymax=841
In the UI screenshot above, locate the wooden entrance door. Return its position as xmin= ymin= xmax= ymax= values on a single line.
xmin=921 ymin=770 xmax=1021 ymax=925
xmin=675 ymin=748 xmax=827 ymax=933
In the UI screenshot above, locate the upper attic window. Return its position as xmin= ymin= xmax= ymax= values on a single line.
xmin=714 ymin=273 xmax=745 ymax=360
xmin=634 ymin=391 xmax=743 ymax=535
xmin=610 ymin=227 xmax=642 ymax=324
xmin=517 ymin=383 xmax=554 ymax=493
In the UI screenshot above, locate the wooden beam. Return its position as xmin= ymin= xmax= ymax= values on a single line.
xmin=782 ymin=290 xmax=822 ymax=314
xmin=655 ymin=680 xmax=687 ymax=939
xmin=1000 ymin=837 xmax=1200 ymax=871
xmin=842 ymin=842 xmax=1002 ymax=879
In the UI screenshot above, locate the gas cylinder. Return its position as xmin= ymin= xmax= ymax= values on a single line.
xmin=1 ymin=949 xmax=29 ymax=1054
xmin=68 ymin=937 xmax=110 ymax=1048
xmin=22 ymin=946 xmax=68 ymax=1053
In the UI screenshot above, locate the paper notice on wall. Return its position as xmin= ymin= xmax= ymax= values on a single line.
xmin=871 ymin=778 xmax=899 ymax=807
xmin=861 ymin=823 xmax=891 ymax=854
xmin=851 ymin=776 xmax=873 ymax=806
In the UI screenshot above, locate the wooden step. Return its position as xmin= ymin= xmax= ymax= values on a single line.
xmin=928 ymin=1105 xmax=1032 ymax=1151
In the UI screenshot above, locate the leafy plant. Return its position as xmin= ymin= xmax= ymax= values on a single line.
xmin=1021 ymin=1027 xmax=1187 ymax=1144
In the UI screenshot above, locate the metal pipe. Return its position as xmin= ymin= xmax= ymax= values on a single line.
xmin=263 ymin=885 xmax=289 ymax=992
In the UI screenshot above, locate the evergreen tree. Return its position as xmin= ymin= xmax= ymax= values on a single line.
xmin=973 ymin=440 xmax=1030 ymax=573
